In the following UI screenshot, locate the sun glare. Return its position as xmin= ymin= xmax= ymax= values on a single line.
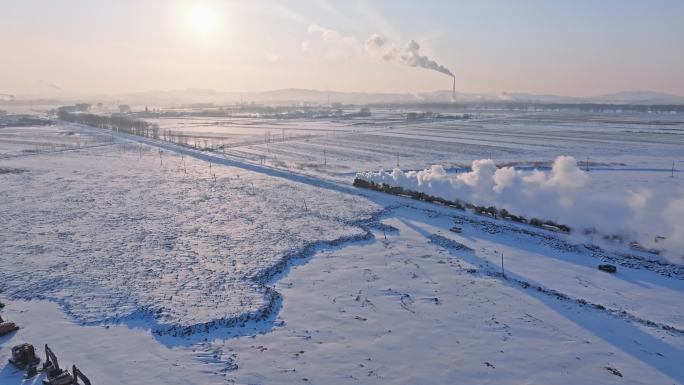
xmin=187 ymin=4 xmax=218 ymax=36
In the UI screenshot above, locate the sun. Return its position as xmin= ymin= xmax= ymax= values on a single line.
xmin=186 ymin=4 xmax=218 ymax=36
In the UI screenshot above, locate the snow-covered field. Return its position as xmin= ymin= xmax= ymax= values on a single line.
xmin=224 ymin=207 xmax=684 ymax=385
xmin=1 ymin=112 xmax=684 ymax=384
xmin=0 ymin=124 xmax=379 ymax=335
xmin=163 ymin=112 xmax=684 ymax=174
xmin=0 ymin=125 xmax=112 ymax=158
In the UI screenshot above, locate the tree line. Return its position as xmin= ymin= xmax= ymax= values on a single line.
xmin=57 ymin=106 xmax=160 ymax=139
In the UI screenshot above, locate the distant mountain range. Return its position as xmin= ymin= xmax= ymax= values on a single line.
xmin=4 ymin=88 xmax=684 ymax=106
xmin=590 ymin=91 xmax=684 ymax=104
xmin=113 ymin=88 xmax=684 ymax=106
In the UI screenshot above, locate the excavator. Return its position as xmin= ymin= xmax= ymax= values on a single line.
xmin=9 ymin=343 xmax=41 ymax=378
xmin=42 ymin=344 xmax=92 ymax=385
xmin=0 ymin=314 xmax=20 ymax=337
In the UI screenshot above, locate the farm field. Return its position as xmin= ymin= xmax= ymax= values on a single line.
xmin=1 ymin=110 xmax=684 ymax=385
xmin=147 ymin=111 xmax=684 ymax=189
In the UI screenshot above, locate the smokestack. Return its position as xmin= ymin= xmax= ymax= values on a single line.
xmin=451 ymin=76 xmax=456 ymax=102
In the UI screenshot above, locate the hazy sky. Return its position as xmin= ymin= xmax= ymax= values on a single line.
xmin=2 ymin=0 xmax=683 ymax=97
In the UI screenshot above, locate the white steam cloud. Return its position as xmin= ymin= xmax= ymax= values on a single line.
xmin=364 ymin=33 xmax=388 ymax=54
xmin=39 ymin=80 xmax=63 ymax=92
xmin=308 ymin=24 xmax=357 ymax=45
xmin=365 ymin=34 xmax=454 ymax=78
xmin=358 ymin=156 xmax=684 ymax=261
xmin=303 ymin=24 xmax=359 ymax=59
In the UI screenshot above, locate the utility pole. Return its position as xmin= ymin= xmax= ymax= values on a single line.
xmin=500 ymin=252 xmax=505 ymax=279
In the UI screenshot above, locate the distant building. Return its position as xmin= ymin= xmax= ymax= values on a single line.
xmin=74 ymin=103 xmax=91 ymax=112
xmin=405 ymin=111 xmax=439 ymax=120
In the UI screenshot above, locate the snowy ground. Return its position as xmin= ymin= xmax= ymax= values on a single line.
xmin=0 ymin=299 xmax=225 ymax=385
xmin=0 ymin=124 xmax=112 ymax=158
xmin=1 ymin=114 xmax=684 ymax=384
xmin=224 ymin=207 xmax=684 ymax=385
xmin=0 ymin=125 xmax=379 ymax=335
xmin=147 ymin=111 xmax=684 ymax=185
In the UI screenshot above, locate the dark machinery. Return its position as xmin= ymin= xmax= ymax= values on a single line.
xmin=42 ymin=344 xmax=73 ymax=385
xmin=598 ymin=264 xmax=617 ymax=273
xmin=44 ymin=369 xmax=75 ymax=385
xmin=42 ymin=344 xmax=92 ymax=385
xmin=72 ymin=365 xmax=92 ymax=385
xmin=0 ymin=314 xmax=20 ymax=337
xmin=9 ymin=343 xmax=41 ymax=370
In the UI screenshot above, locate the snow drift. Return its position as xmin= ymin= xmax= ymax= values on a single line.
xmin=357 ymin=156 xmax=684 ymax=261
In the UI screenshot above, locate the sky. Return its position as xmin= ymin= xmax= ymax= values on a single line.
xmin=1 ymin=0 xmax=683 ymax=97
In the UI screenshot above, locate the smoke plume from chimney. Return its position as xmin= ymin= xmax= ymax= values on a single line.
xmin=365 ymin=34 xmax=455 ymax=99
